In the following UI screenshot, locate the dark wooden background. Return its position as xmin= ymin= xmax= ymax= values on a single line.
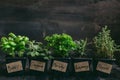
xmin=0 ymin=0 xmax=120 ymax=80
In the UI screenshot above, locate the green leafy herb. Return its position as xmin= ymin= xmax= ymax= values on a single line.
xmin=0 ymin=32 xmax=29 ymax=57
xmin=44 ymin=33 xmax=76 ymax=58
xmin=93 ymin=26 xmax=120 ymax=59
xmin=27 ymin=40 xmax=53 ymax=60
xmin=73 ymin=38 xmax=87 ymax=57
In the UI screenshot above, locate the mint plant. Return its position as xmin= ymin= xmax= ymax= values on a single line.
xmin=27 ymin=40 xmax=53 ymax=60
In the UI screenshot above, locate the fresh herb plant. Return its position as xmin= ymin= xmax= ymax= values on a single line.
xmin=0 ymin=32 xmax=29 ymax=57
xmin=72 ymin=39 xmax=87 ymax=57
xmin=44 ymin=33 xmax=76 ymax=58
xmin=93 ymin=26 xmax=120 ymax=59
xmin=27 ymin=40 xmax=53 ymax=60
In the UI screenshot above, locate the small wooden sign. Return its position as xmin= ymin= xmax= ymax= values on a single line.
xmin=96 ymin=61 xmax=112 ymax=74
xmin=30 ymin=60 xmax=46 ymax=72
xmin=6 ymin=61 xmax=23 ymax=73
xmin=51 ymin=60 xmax=68 ymax=72
xmin=74 ymin=61 xmax=90 ymax=72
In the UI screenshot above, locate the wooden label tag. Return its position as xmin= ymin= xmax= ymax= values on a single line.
xmin=96 ymin=61 xmax=112 ymax=74
xmin=6 ymin=61 xmax=23 ymax=73
xmin=30 ymin=60 xmax=46 ymax=72
xmin=51 ymin=60 xmax=68 ymax=72
xmin=74 ymin=61 xmax=90 ymax=72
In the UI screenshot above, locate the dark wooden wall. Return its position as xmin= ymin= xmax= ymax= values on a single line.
xmin=0 ymin=0 xmax=120 ymax=42
xmin=0 ymin=0 xmax=120 ymax=80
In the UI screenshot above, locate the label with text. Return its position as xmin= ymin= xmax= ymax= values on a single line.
xmin=51 ymin=60 xmax=68 ymax=72
xmin=74 ymin=61 xmax=90 ymax=72
xmin=30 ymin=60 xmax=46 ymax=72
xmin=6 ymin=61 xmax=23 ymax=73
xmin=96 ymin=61 xmax=112 ymax=74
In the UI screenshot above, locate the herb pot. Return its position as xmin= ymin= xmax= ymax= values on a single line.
xmin=71 ymin=58 xmax=92 ymax=77
xmin=28 ymin=57 xmax=50 ymax=76
xmin=114 ymin=51 xmax=120 ymax=67
xmin=50 ymin=58 xmax=71 ymax=76
xmin=0 ymin=60 xmax=6 ymax=76
xmin=5 ymin=57 xmax=26 ymax=76
xmin=93 ymin=58 xmax=115 ymax=77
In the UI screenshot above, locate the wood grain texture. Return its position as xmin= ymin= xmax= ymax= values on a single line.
xmin=0 ymin=0 xmax=120 ymax=80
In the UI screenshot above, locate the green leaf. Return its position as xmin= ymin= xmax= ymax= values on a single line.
xmin=31 ymin=52 xmax=35 ymax=57
xmin=44 ymin=57 xmax=49 ymax=60
xmin=35 ymin=52 xmax=39 ymax=56
xmin=9 ymin=41 xmax=16 ymax=46
xmin=40 ymin=53 xmax=45 ymax=56
xmin=9 ymin=33 xmax=16 ymax=39
xmin=1 ymin=37 xmax=7 ymax=42
xmin=3 ymin=45 xmax=11 ymax=49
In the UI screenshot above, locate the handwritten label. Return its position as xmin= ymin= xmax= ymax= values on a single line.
xmin=74 ymin=61 xmax=90 ymax=72
xmin=51 ymin=60 xmax=68 ymax=72
xmin=6 ymin=61 xmax=23 ymax=73
xmin=96 ymin=61 xmax=112 ymax=74
xmin=30 ymin=60 xmax=46 ymax=72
